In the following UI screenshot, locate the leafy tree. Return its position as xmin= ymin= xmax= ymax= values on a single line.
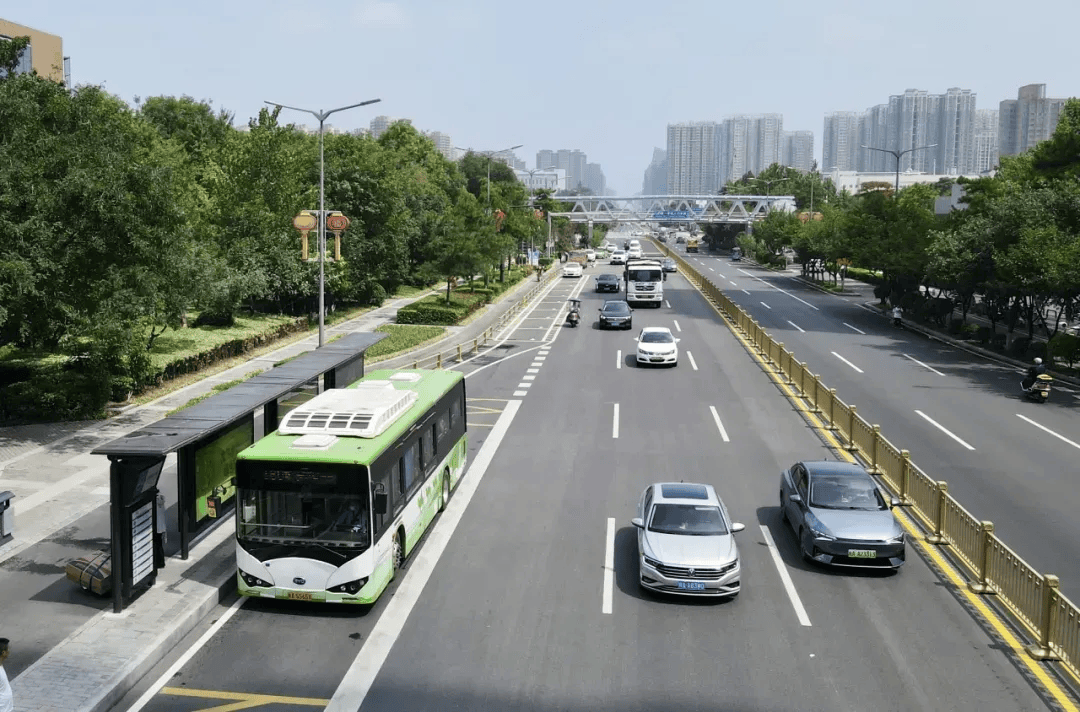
xmin=0 ymin=36 xmax=31 ymax=78
xmin=1031 ymin=98 xmax=1080 ymax=178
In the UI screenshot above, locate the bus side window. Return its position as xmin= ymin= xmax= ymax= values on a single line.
xmin=422 ymin=425 xmax=435 ymax=468
xmin=402 ymin=442 xmax=420 ymax=495
xmin=435 ymin=412 xmax=449 ymax=445
xmin=449 ymin=398 xmax=461 ymax=430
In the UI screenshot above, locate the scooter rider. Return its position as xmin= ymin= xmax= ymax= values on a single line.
xmin=1022 ymin=358 xmax=1046 ymax=390
xmin=892 ymin=304 xmax=903 ymax=326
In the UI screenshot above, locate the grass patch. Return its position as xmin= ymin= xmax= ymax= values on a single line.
xmin=366 ymin=324 xmax=446 ymax=362
xmin=393 ymin=283 xmax=438 ymax=298
xmin=167 ymin=369 xmax=265 ymax=416
xmin=148 ymin=313 xmax=301 ymax=371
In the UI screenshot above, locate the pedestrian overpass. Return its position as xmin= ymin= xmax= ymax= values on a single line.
xmin=548 ymin=194 xmax=796 ymax=225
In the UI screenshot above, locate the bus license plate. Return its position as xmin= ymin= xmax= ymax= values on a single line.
xmin=677 ymin=581 xmax=706 ymax=591
xmin=848 ymin=549 xmax=877 ymax=559
xmin=287 ymin=591 xmax=314 ymax=601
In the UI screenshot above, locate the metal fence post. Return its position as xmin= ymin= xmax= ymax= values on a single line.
xmin=809 ymin=375 xmax=823 ymax=413
xmin=826 ymin=388 xmax=838 ymax=430
xmin=899 ymin=450 xmax=913 ymax=505
xmin=867 ymin=424 xmax=883 ymax=473
xmin=473 ymin=338 xmax=479 ymax=354
xmin=777 ymin=345 xmax=793 ymax=384
xmin=845 ymin=406 xmax=859 ymax=451
xmin=798 ymin=362 xmax=807 ymax=396
xmin=436 ymin=353 xmax=442 ymax=369
xmin=926 ymin=481 xmax=949 ymax=545
xmin=1026 ymin=575 xmax=1060 ymax=661
xmin=967 ymin=521 xmax=995 ymax=594
xmin=412 ymin=360 xmax=419 ymax=369
xmin=457 ymin=344 xmax=463 ymax=362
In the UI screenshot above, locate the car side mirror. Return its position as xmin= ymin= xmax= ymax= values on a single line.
xmin=631 ymin=517 xmax=644 ymax=529
xmin=374 ymin=491 xmax=389 ymax=515
xmin=788 ymin=493 xmax=802 ymax=504
xmin=730 ymin=522 xmax=745 ymax=533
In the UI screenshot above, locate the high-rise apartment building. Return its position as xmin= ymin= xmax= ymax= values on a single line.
xmin=534 ymin=149 xmax=590 ymax=190
xmin=823 ymin=112 xmax=860 ymax=171
xmin=585 ymin=163 xmax=607 ymax=194
xmin=536 ymin=150 xmax=556 ymax=170
xmin=0 ymin=18 xmax=66 ymax=83
xmin=667 ymin=122 xmax=721 ymax=194
xmin=972 ymin=109 xmax=999 ymax=174
xmin=999 ymin=84 xmax=1068 ymax=157
xmin=833 ymin=88 xmax=980 ymax=174
xmin=782 ymin=131 xmax=815 ymax=172
xmin=641 ymin=148 xmax=668 ymax=195
xmin=425 ymin=131 xmax=454 ymax=160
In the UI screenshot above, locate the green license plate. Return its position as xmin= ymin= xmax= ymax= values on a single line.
xmin=848 ymin=549 xmax=877 ymax=559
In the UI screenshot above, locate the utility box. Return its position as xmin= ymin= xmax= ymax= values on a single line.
xmin=0 ymin=491 xmax=14 ymax=544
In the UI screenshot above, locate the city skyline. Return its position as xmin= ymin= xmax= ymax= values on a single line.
xmin=5 ymin=2 xmax=1078 ymax=196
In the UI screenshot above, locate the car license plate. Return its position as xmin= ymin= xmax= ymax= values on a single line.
xmin=287 ymin=591 xmax=314 ymax=601
xmin=848 ymin=549 xmax=877 ymax=559
xmin=677 ymin=581 xmax=706 ymax=591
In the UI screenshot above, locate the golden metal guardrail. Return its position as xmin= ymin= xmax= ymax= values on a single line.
xmin=405 ymin=265 xmax=562 ymax=371
xmin=659 ymin=242 xmax=1080 ymax=681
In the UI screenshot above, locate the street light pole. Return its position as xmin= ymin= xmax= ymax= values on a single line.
xmin=266 ymin=98 xmax=381 ymax=347
xmin=862 ymin=144 xmax=937 ymax=197
xmin=456 ymin=144 xmax=523 ymax=280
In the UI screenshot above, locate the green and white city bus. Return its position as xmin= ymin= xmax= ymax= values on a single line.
xmin=234 ymin=369 xmax=467 ymax=603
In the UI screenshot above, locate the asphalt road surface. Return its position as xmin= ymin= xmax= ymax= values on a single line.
xmin=110 ymin=248 xmax=1062 ymax=712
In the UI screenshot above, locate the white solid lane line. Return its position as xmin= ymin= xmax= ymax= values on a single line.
xmin=760 ymin=524 xmax=812 ymax=627
xmin=832 ymin=351 xmax=864 ymax=374
xmin=843 ymin=322 xmax=866 ymax=335
xmin=1016 ymin=414 xmax=1080 ymax=451
xmin=326 ymin=401 xmax=522 ymax=710
xmin=709 ymin=406 xmax=730 ymax=442
xmin=904 ymin=354 xmax=945 ymax=376
xmin=761 ymin=302 xmax=772 ymax=310
xmin=687 ymin=352 xmax=698 ymax=370
xmin=915 ymin=410 xmax=975 ymax=450
xmin=613 ymin=403 xmax=620 ymax=438
xmin=603 ymin=517 xmax=616 ymax=614
xmin=616 ymin=349 xmax=622 ymax=369
xmin=126 ymin=597 xmax=247 ymax=712
xmin=673 ymin=320 xmax=682 ymax=332
xmin=737 ymin=268 xmax=819 ymax=310
xmin=788 ymin=320 xmax=805 ymax=333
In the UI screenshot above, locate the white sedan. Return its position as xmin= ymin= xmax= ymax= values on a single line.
xmin=635 ymin=327 xmax=680 ymax=366
xmin=563 ymin=262 xmax=583 ymax=278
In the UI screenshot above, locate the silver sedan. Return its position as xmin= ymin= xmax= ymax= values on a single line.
xmin=779 ymin=460 xmax=905 ymax=569
xmin=632 ymin=482 xmax=744 ymax=597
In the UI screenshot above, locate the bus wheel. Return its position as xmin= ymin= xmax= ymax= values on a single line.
xmin=439 ymin=469 xmax=450 ymax=512
xmin=392 ymin=530 xmax=405 ymax=574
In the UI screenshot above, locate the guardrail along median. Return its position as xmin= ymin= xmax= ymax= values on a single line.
xmin=659 ymin=242 xmax=1080 ymax=684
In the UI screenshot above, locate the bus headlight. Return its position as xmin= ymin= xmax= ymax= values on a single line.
xmin=328 ymin=578 xmax=369 ymax=595
xmin=240 ymin=571 xmax=272 ymax=588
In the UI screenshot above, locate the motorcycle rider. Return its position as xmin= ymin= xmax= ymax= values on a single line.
xmin=1022 ymin=357 xmax=1046 ymax=390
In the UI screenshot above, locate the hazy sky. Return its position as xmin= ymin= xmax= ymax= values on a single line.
xmin=13 ymin=0 xmax=1079 ymax=195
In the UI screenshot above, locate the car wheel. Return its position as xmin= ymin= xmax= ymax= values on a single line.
xmin=439 ymin=469 xmax=450 ymax=512
xmin=392 ymin=530 xmax=405 ymax=576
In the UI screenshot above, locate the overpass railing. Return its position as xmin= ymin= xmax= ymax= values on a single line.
xmin=657 ymin=241 xmax=1080 ymax=683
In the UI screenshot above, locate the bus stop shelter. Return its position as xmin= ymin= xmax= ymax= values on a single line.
xmin=91 ymin=332 xmax=386 ymax=612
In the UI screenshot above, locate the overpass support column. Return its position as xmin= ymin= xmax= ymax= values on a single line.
xmin=587 ymin=220 xmax=593 ymax=247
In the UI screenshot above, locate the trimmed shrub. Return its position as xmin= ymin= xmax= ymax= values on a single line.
xmin=1048 ymin=333 xmax=1080 ymax=367
xmin=395 ymin=302 xmax=461 ymax=325
xmin=1 ymin=369 xmax=111 ymax=422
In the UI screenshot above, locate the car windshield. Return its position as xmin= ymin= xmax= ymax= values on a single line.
xmin=809 ymin=475 xmax=887 ymax=510
xmin=598 ymin=274 xmax=617 ymax=282
xmin=641 ymin=331 xmax=673 ymax=343
xmin=663 ymin=260 xmax=675 ymax=266
xmin=602 ymin=302 xmax=630 ymax=314
xmin=627 ymin=268 xmax=662 ymax=281
xmin=649 ymin=504 xmax=728 ymax=536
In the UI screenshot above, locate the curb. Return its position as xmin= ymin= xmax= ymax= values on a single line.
xmin=88 ymin=559 xmax=236 ymax=712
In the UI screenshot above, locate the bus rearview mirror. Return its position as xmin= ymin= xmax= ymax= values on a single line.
xmin=374 ymin=492 xmax=389 ymax=514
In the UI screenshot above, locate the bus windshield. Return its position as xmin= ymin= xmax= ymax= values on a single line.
xmin=237 ymin=461 xmax=370 ymax=549
xmin=627 ymin=268 xmax=662 ymax=282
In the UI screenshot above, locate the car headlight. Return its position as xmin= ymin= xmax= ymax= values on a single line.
xmin=887 ymin=532 xmax=905 ymax=544
xmin=328 ymin=577 xmax=369 ymax=594
xmin=805 ymin=512 xmax=835 ymax=540
xmin=642 ymin=555 xmax=662 ymax=569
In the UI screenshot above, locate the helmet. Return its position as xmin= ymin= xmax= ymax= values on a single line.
xmin=1034 ymin=358 xmax=1043 ymax=365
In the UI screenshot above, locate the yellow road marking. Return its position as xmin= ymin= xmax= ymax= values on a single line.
xmin=687 ymin=269 xmax=1080 ymax=710
xmin=160 ymin=687 xmax=328 ymax=711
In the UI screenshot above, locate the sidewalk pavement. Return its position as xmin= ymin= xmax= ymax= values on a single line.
xmin=0 ymin=269 xmax=558 ymax=712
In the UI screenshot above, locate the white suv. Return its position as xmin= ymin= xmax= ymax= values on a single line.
xmin=610 ymin=250 xmax=628 ymax=265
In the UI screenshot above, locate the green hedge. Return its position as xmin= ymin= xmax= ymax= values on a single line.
xmin=846 ymin=267 xmax=884 ymax=285
xmin=396 ymin=302 xmax=463 ymax=325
